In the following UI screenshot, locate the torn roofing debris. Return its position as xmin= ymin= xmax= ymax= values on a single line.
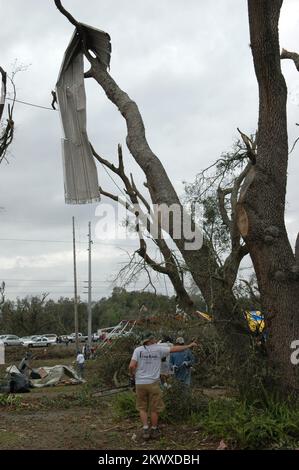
xmin=56 ymin=23 xmax=111 ymax=204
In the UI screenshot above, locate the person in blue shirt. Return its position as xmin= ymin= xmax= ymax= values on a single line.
xmin=170 ymin=337 xmax=195 ymax=386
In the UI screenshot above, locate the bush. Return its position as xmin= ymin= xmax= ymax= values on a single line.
xmin=113 ymin=391 xmax=138 ymax=419
xmin=161 ymin=382 xmax=209 ymax=423
xmin=89 ymin=336 xmax=138 ymax=389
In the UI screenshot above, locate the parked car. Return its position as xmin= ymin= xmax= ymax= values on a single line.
xmin=27 ymin=336 xmax=51 ymax=348
xmin=21 ymin=335 xmax=39 ymax=346
xmin=1 ymin=335 xmax=22 ymax=346
xmin=67 ymin=333 xmax=88 ymax=343
xmin=42 ymin=334 xmax=58 ymax=344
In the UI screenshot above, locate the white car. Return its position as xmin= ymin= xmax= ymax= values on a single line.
xmin=21 ymin=335 xmax=39 ymax=346
xmin=42 ymin=334 xmax=58 ymax=344
xmin=1 ymin=335 xmax=22 ymax=346
xmin=27 ymin=336 xmax=51 ymax=348
xmin=67 ymin=333 xmax=88 ymax=343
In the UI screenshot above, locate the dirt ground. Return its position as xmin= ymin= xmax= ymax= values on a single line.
xmin=0 ymin=351 xmax=218 ymax=450
xmin=0 ymin=388 xmax=217 ymax=450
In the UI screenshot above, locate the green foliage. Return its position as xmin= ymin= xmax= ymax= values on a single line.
xmin=90 ymin=335 xmax=137 ymax=389
xmin=93 ymin=288 xmax=176 ymax=328
xmin=161 ymin=383 xmax=209 ymax=424
xmin=113 ymin=391 xmax=138 ymax=419
xmin=195 ymin=397 xmax=299 ymax=449
xmin=0 ymin=288 xmax=175 ymax=337
xmin=184 ymin=138 xmax=252 ymax=259
xmin=39 ymin=389 xmax=106 ymax=410
xmin=0 ymin=393 xmax=22 ymax=408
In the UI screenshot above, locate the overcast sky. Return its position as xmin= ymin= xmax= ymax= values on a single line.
xmin=0 ymin=0 xmax=298 ymax=302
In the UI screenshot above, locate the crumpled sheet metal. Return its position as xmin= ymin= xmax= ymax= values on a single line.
xmin=30 ymin=364 xmax=84 ymax=387
xmin=56 ymin=23 xmax=111 ymax=204
xmin=6 ymin=364 xmax=84 ymax=387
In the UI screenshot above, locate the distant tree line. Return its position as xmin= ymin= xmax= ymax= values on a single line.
xmin=0 ymin=288 xmax=189 ymax=336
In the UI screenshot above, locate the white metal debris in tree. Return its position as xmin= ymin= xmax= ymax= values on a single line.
xmin=56 ymin=24 xmax=111 ymax=204
xmin=0 ymin=67 xmax=7 ymax=122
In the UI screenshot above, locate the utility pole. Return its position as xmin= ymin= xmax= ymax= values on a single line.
xmin=87 ymin=221 xmax=92 ymax=346
xmin=72 ymin=216 xmax=79 ymax=352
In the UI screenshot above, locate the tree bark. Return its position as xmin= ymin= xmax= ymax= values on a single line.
xmin=237 ymin=0 xmax=299 ymax=391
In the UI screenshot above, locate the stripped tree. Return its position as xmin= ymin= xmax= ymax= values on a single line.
xmin=53 ymin=1 xmax=299 ymax=391
xmin=53 ymin=0 xmax=258 ymax=378
xmin=234 ymin=0 xmax=299 ymax=392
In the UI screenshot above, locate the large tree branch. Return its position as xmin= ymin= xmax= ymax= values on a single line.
xmin=281 ymin=48 xmax=299 ymax=71
xmin=96 ymin=145 xmax=194 ymax=309
xmin=54 ymin=0 xmax=78 ymax=27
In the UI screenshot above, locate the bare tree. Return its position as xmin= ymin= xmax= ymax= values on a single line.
xmin=92 ymin=144 xmax=194 ymax=311
xmin=235 ymin=0 xmax=299 ymax=391
xmin=53 ymin=1 xmax=266 ymax=378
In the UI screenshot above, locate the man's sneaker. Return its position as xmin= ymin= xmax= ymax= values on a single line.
xmin=142 ymin=428 xmax=150 ymax=440
xmin=150 ymin=427 xmax=161 ymax=439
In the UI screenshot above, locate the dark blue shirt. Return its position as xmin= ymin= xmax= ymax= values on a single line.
xmin=170 ymin=349 xmax=195 ymax=385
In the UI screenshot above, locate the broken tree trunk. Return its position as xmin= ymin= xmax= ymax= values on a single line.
xmin=237 ymin=0 xmax=299 ymax=392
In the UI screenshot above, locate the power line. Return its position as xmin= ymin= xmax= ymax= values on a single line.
xmin=0 ymin=238 xmax=71 ymax=243
xmin=6 ymin=97 xmax=56 ymax=112
xmin=0 ymin=237 xmax=139 ymax=247
xmin=1 ymin=279 xmax=111 ymax=283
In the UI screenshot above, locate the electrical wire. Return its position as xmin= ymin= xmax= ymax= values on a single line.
xmin=0 ymin=237 xmax=138 ymax=248
xmin=6 ymin=97 xmax=56 ymax=112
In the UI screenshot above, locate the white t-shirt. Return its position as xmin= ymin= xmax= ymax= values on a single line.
xmin=131 ymin=344 xmax=171 ymax=384
xmin=159 ymin=342 xmax=173 ymax=375
xmin=76 ymin=353 xmax=85 ymax=364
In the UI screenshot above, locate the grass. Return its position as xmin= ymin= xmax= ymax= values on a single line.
xmin=0 ymin=393 xmax=22 ymax=408
xmin=0 ymin=431 xmax=20 ymax=446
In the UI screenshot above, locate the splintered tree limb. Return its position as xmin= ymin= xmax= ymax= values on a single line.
xmin=281 ymin=48 xmax=299 ymax=71
xmin=237 ymin=128 xmax=256 ymax=165
xmin=54 ymin=1 xmax=94 ymax=62
xmin=217 ymin=187 xmax=232 ymax=230
xmin=54 ymin=0 xmax=79 ymax=28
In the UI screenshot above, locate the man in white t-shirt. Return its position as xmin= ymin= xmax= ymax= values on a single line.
xmin=76 ymin=350 xmax=85 ymax=378
xmin=129 ymin=332 xmax=197 ymax=439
